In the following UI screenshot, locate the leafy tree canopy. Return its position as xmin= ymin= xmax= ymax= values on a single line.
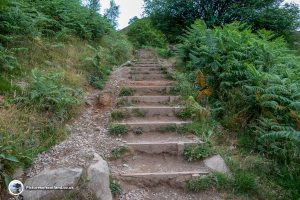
xmin=144 ymin=0 xmax=300 ymax=41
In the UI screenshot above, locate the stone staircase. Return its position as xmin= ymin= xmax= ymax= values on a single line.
xmin=110 ymin=49 xmax=211 ymax=189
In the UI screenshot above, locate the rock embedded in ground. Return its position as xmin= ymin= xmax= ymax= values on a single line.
xmin=22 ymin=168 xmax=83 ymax=200
xmin=87 ymin=153 xmax=112 ymax=200
xmin=98 ymin=91 xmax=113 ymax=107
xmin=203 ymin=155 xmax=230 ymax=174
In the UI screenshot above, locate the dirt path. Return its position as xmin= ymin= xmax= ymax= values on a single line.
xmin=26 ymin=49 xmax=223 ymax=200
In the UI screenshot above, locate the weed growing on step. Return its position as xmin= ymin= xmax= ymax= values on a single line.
xmin=110 ymin=110 xmax=126 ymax=121
xmin=187 ymin=172 xmax=232 ymax=192
xmin=134 ymin=127 xmax=144 ymax=135
xmin=110 ymin=177 xmax=122 ymax=197
xmin=132 ymin=109 xmax=146 ymax=118
xmin=108 ymin=124 xmax=128 ymax=135
xmin=183 ymin=144 xmax=214 ymax=161
xmin=116 ymin=98 xmax=132 ymax=107
xmin=119 ymin=87 xmax=135 ymax=97
xmin=110 ymin=146 xmax=129 ymax=159
xmin=158 ymin=124 xmax=177 ymax=133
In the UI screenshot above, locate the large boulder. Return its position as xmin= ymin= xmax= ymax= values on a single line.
xmin=22 ymin=168 xmax=83 ymax=200
xmin=203 ymin=155 xmax=230 ymax=174
xmin=87 ymin=153 xmax=112 ymax=200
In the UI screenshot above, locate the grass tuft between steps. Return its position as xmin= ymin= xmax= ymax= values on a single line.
xmin=108 ymin=124 xmax=129 ymax=135
xmin=119 ymin=87 xmax=135 ymax=97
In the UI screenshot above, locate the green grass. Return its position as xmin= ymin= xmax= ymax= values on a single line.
xmin=183 ymin=144 xmax=214 ymax=161
xmin=110 ymin=146 xmax=129 ymax=159
xmin=108 ymin=124 xmax=128 ymax=135
xmin=119 ymin=87 xmax=135 ymax=97
xmin=110 ymin=110 xmax=126 ymax=121
xmin=158 ymin=124 xmax=177 ymax=133
xmin=132 ymin=108 xmax=146 ymax=118
xmin=187 ymin=172 xmax=232 ymax=192
xmin=110 ymin=177 xmax=122 ymax=197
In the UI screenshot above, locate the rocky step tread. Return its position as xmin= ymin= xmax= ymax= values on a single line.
xmin=110 ymin=153 xmax=210 ymax=186
xmin=117 ymin=96 xmax=181 ymax=106
xmin=127 ymin=80 xmax=172 ymax=86
xmin=117 ymin=106 xmax=182 ymax=118
xmin=124 ymin=86 xmax=172 ymax=96
xmin=125 ymin=141 xmax=202 ymax=155
xmin=129 ymin=67 xmax=164 ymax=71
xmin=114 ymin=121 xmax=191 ymax=132
xmin=121 ymin=132 xmax=199 ymax=143
xmin=129 ymin=74 xmax=166 ymax=81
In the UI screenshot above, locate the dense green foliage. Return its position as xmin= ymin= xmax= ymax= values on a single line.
xmin=16 ymin=69 xmax=82 ymax=121
xmin=177 ymin=20 xmax=300 ymax=197
xmin=144 ymin=0 xmax=300 ymax=41
xmin=0 ymin=0 xmax=132 ymax=192
xmin=126 ymin=18 xmax=167 ymax=48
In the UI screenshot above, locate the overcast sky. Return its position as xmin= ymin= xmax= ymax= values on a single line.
xmin=100 ymin=0 xmax=300 ymax=29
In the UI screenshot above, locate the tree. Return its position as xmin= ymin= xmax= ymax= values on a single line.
xmin=87 ymin=0 xmax=101 ymax=12
xmin=129 ymin=16 xmax=139 ymax=25
xmin=104 ymin=0 xmax=120 ymax=28
xmin=144 ymin=0 xmax=300 ymax=41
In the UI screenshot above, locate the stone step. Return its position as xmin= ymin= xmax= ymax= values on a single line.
xmin=127 ymin=81 xmax=172 ymax=86
xmin=133 ymin=64 xmax=161 ymax=68
xmin=111 ymin=153 xmax=210 ymax=187
xmin=130 ymin=67 xmax=163 ymax=72
xmin=117 ymin=106 xmax=182 ymax=118
xmin=129 ymin=71 xmax=163 ymax=76
xmin=127 ymin=86 xmax=172 ymax=96
xmin=129 ymin=74 xmax=166 ymax=81
xmin=115 ymin=121 xmax=191 ymax=132
xmin=126 ymin=141 xmax=201 ymax=155
xmin=123 ymin=132 xmax=198 ymax=143
xmin=117 ymin=96 xmax=181 ymax=107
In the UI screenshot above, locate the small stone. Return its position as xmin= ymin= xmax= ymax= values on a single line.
xmin=203 ymin=155 xmax=230 ymax=174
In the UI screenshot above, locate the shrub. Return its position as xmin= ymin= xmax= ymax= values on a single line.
xmin=0 ymin=144 xmax=20 ymax=186
xmin=171 ymin=72 xmax=195 ymax=97
xmin=110 ymin=146 xmax=129 ymax=159
xmin=119 ymin=87 xmax=135 ymax=97
xmin=177 ymin=96 xmax=210 ymax=121
xmin=16 ymin=69 xmax=82 ymax=121
xmin=108 ymin=124 xmax=128 ymax=135
xmin=187 ymin=172 xmax=232 ymax=192
xmin=110 ymin=110 xmax=126 ymax=121
xmin=126 ymin=18 xmax=167 ymax=48
xmin=183 ymin=144 xmax=213 ymax=161
xmin=234 ymin=171 xmax=257 ymax=193
xmin=110 ymin=178 xmax=122 ymax=197
xmin=177 ymin=20 xmax=300 ymax=164
xmin=101 ymin=33 xmax=133 ymax=65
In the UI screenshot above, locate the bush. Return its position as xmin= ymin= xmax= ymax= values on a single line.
xmin=119 ymin=87 xmax=135 ymax=97
xmin=108 ymin=124 xmax=128 ymax=135
xmin=17 ymin=69 xmax=82 ymax=121
xmin=187 ymin=172 xmax=232 ymax=192
xmin=101 ymin=32 xmax=133 ymax=64
xmin=177 ymin=20 xmax=300 ymax=164
xmin=234 ymin=171 xmax=257 ymax=193
xmin=183 ymin=144 xmax=213 ymax=161
xmin=126 ymin=18 xmax=167 ymax=48
xmin=110 ymin=146 xmax=129 ymax=159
